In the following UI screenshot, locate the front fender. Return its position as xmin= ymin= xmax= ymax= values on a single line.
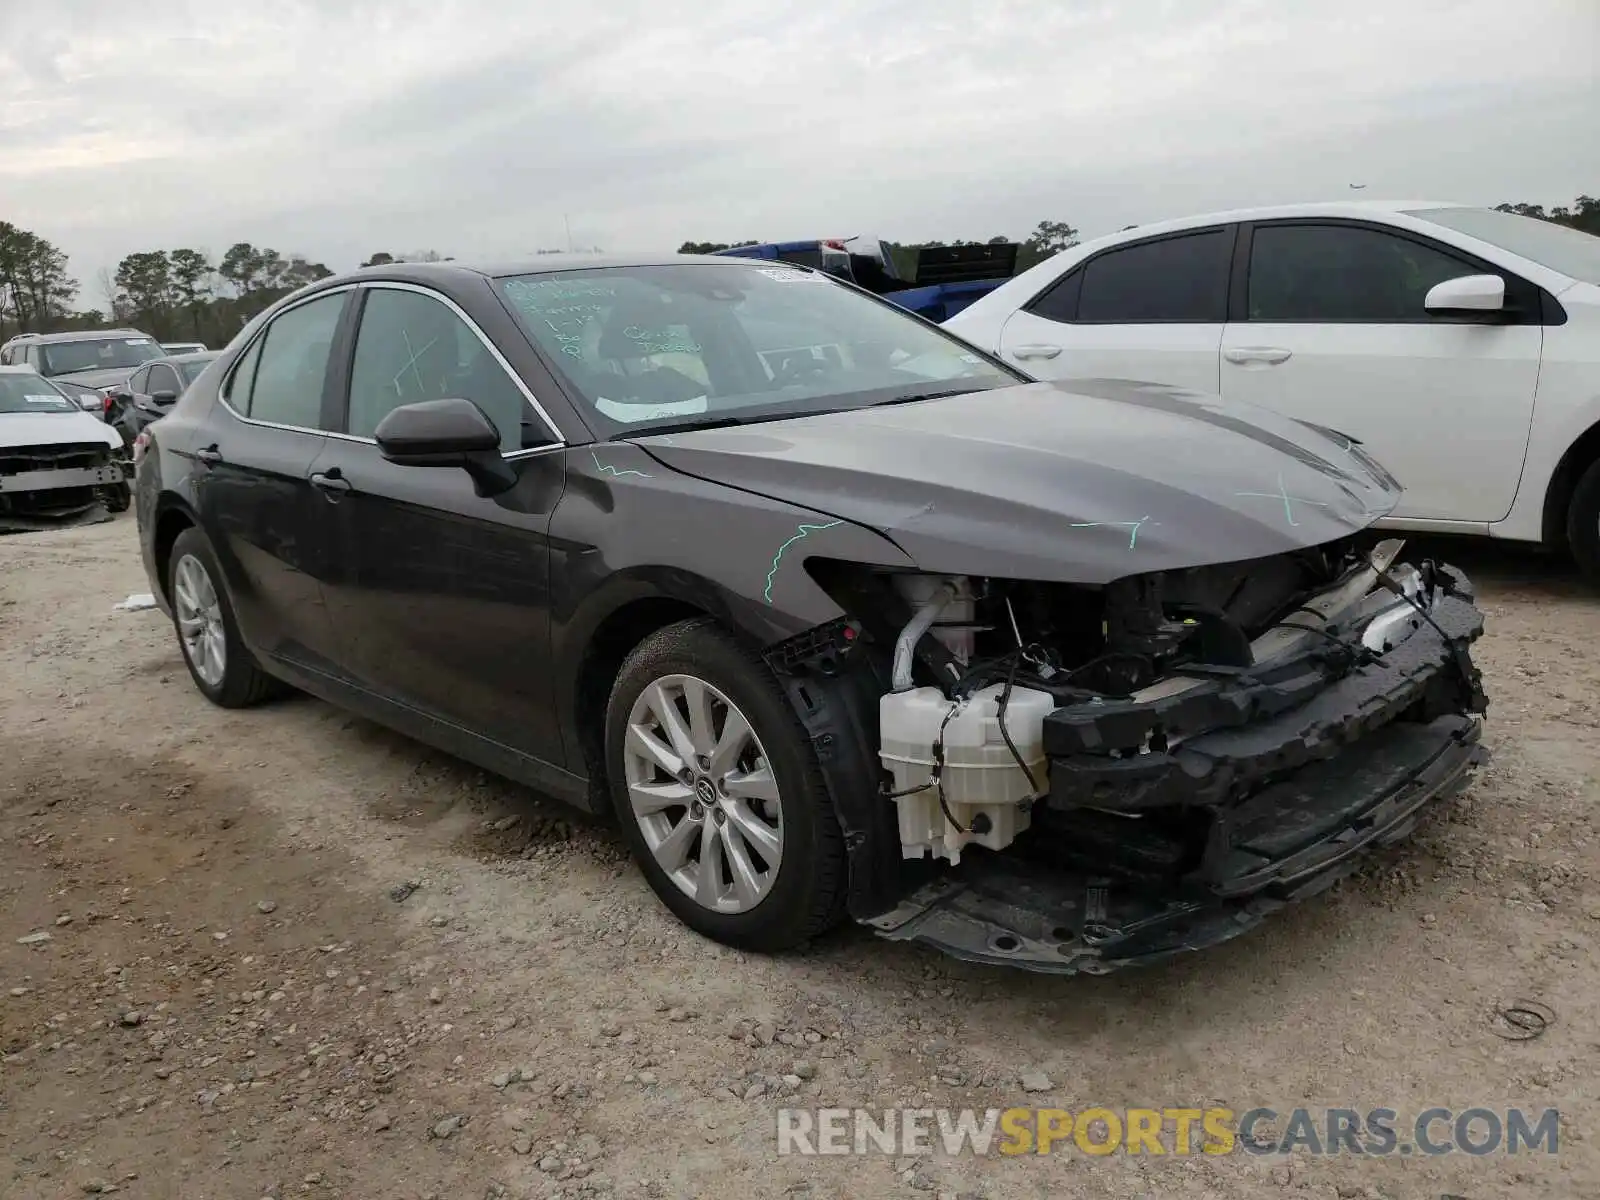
xmin=550 ymin=440 xmax=916 ymax=646
xmin=547 ymin=439 xmax=915 ymax=776
xmin=547 ymin=440 xmax=920 ymax=911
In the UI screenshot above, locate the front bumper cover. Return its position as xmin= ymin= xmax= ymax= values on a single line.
xmin=863 ymin=564 xmax=1488 ymax=974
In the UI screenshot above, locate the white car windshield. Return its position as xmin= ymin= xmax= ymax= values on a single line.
xmin=38 ymin=336 xmax=163 ymax=376
xmin=1409 ymin=207 xmax=1600 ymax=286
xmin=497 ymin=262 xmax=1019 ymax=434
xmin=0 ymin=374 xmax=75 ymax=414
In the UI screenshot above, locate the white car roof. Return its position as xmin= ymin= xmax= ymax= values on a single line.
xmin=1091 ymin=200 xmax=1467 ymax=242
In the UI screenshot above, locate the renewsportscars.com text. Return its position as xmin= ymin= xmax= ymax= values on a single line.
xmin=776 ymin=1106 xmax=1561 ymax=1158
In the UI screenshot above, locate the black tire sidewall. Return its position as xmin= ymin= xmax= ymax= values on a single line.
xmin=603 ymin=619 xmax=845 ymax=951
xmin=1566 ymin=460 xmax=1600 ymax=583
xmin=167 ymin=527 xmax=271 ymax=707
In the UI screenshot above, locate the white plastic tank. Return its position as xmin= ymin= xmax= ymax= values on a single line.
xmin=879 ymin=683 xmax=1053 ymax=865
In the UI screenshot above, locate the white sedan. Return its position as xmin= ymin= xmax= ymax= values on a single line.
xmin=0 ymin=364 xmax=129 ymax=531
xmin=945 ymin=201 xmax=1600 ymax=579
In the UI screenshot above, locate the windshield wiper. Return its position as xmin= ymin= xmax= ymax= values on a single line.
xmin=872 ymin=387 xmax=984 ymax=406
xmin=620 ymin=415 xmax=748 ymax=438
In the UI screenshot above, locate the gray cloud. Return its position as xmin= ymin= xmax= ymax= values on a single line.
xmin=0 ymin=0 xmax=1594 ymax=304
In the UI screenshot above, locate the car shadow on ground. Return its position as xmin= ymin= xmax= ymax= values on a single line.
xmin=1403 ymin=534 xmax=1594 ymax=602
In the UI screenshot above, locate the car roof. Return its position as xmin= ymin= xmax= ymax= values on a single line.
xmin=157 ymin=351 xmax=219 ymax=363
xmin=12 ymin=328 xmax=155 ymax=344
xmin=343 ymin=251 xmax=791 ymax=284
xmin=1081 ymin=200 xmax=1471 ymax=245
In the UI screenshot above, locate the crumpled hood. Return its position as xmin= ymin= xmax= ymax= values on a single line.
xmin=0 ymin=409 xmax=121 ymax=450
xmin=634 ymin=379 xmax=1402 ymax=584
xmin=51 ymin=367 xmax=136 ymax=390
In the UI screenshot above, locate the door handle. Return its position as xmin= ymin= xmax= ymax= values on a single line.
xmin=310 ymin=469 xmax=351 ymax=497
xmin=194 ymin=444 xmax=223 ymax=466
xmin=1010 ymin=343 xmax=1063 ymax=361
xmin=1224 ymin=347 xmax=1292 ymax=365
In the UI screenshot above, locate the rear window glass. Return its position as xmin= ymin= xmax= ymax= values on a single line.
xmin=1075 ymin=230 xmax=1232 ymax=323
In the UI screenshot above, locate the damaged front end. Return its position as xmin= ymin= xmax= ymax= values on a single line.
xmin=0 ymin=440 xmax=122 ymax=533
xmin=770 ymin=537 xmax=1487 ymax=974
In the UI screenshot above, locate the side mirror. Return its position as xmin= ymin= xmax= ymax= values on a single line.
xmin=1424 ymin=273 xmax=1505 ymax=314
xmin=374 ymin=397 xmax=517 ymax=497
xmin=151 ymin=390 xmax=178 ymax=404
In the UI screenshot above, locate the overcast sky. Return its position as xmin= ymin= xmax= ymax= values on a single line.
xmin=2 ymin=0 xmax=1596 ymax=308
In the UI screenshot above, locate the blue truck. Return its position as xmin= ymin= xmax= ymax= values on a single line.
xmin=713 ymin=236 xmax=1020 ymax=322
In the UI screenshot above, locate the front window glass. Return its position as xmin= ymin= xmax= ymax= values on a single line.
xmin=347 ymin=288 xmax=531 ymax=451
xmin=497 ymin=263 xmax=1018 ymax=434
xmin=37 ymin=336 xmax=163 ymax=376
xmin=1249 ymin=225 xmax=1475 ymax=322
xmin=0 ymin=373 xmax=75 ymax=414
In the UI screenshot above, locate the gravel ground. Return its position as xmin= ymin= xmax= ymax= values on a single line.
xmin=1 ymin=515 xmax=1597 ymax=1200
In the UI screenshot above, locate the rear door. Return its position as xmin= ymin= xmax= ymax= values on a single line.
xmin=313 ymin=281 xmax=570 ymax=765
xmin=191 ymin=287 xmax=353 ymax=673
xmin=996 ymin=226 xmax=1234 ymax=394
xmin=1220 ymin=220 xmax=1543 ymax=523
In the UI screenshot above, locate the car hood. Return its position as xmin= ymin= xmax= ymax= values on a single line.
xmin=50 ymin=367 xmax=136 ymax=389
xmin=0 ymin=409 xmax=121 ymax=450
xmin=634 ymin=379 xmax=1402 ymax=584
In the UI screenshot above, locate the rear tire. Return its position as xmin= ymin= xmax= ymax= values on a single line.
xmin=167 ymin=527 xmax=285 ymax=708
xmin=102 ymin=482 xmax=131 ymax=513
xmin=1565 ymin=459 xmax=1600 ymax=584
xmin=603 ymin=618 xmax=848 ymax=952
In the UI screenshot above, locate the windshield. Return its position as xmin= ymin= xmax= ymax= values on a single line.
xmin=38 ymin=336 xmax=163 ymax=376
xmin=497 ymin=263 xmax=1019 ymax=435
xmin=1409 ymin=207 xmax=1600 ymax=286
xmin=178 ymin=356 xmax=218 ymax=384
xmin=0 ymin=373 xmax=76 ymax=414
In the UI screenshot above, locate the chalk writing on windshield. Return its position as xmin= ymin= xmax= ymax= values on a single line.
xmin=623 ymin=325 xmax=702 ymax=355
xmin=503 ymin=280 xmax=619 ymax=360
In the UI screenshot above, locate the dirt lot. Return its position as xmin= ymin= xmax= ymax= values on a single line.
xmin=1 ymin=516 xmax=1597 ymax=1200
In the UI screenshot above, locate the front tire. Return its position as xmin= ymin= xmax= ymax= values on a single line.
xmin=1566 ymin=459 xmax=1600 ymax=584
xmin=167 ymin=527 xmax=284 ymax=708
xmin=603 ymin=618 xmax=847 ymax=952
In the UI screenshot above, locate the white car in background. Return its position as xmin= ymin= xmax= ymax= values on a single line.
xmin=945 ymin=202 xmax=1600 ymax=579
xmin=0 ymin=365 xmax=129 ymax=531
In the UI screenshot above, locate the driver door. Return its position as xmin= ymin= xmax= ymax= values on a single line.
xmin=315 ymin=283 xmax=569 ymax=765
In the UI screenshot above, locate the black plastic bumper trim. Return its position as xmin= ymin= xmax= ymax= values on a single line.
xmin=865 ymin=714 xmax=1484 ymax=975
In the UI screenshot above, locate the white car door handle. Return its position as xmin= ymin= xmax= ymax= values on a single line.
xmin=1224 ymin=346 xmax=1292 ymax=365
xmin=1010 ymin=343 xmax=1062 ymax=361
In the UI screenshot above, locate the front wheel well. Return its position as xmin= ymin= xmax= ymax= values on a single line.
xmin=152 ymin=506 xmax=196 ymax=603
xmin=573 ymin=598 xmax=711 ymax=807
xmin=1541 ymin=419 xmax=1600 ymax=548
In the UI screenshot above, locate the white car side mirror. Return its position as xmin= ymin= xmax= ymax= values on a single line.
xmin=1424 ymin=273 xmax=1505 ymax=313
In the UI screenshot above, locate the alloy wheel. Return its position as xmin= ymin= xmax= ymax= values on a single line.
xmin=173 ymin=553 xmax=227 ymax=689
xmin=621 ymin=673 xmax=785 ymax=914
